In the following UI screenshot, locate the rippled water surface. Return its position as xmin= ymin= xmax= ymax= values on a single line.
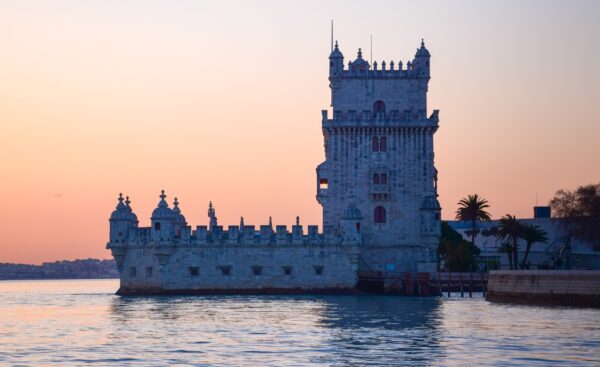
xmin=1 ymin=279 xmax=599 ymax=366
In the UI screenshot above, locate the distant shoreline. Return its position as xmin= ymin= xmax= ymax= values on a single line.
xmin=0 ymin=259 xmax=118 ymax=281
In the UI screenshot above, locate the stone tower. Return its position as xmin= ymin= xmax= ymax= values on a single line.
xmin=317 ymin=40 xmax=441 ymax=272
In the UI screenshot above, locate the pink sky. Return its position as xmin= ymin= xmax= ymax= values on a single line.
xmin=1 ymin=1 xmax=599 ymax=264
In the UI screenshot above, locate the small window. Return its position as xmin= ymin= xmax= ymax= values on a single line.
xmin=435 ymin=213 xmax=440 ymax=220
xmin=379 ymin=137 xmax=387 ymax=151
xmin=252 ymin=266 xmax=263 ymax=276
xmin=129 ymin=267 xmax=137 ymax=277
xmin=220 ymin=266 xmax=231 ymax=276
xmin=314 ymin=266 xmax=324 ymax=275
xmin=373 ymin=100 xmax=386 ymax=116
xmin=356 ymin=222 xmax=361 ymax=231
xmin=154 ymin=222 xmax=161 ymax=230
xmin=373 ymin=173 xmax=380 ymax=185
xmin=380 ymin=173 xmax=388 ymax=185
xmin=319 ymin=178 xmax=329 ymax=190
xmin=372 ymin=137 xmax=379 ymax=152
xmin=189 ymin=266 xmax=199 ymax=276
xmin=145 ymin=266 xmax=153 ymax=278
xmin=283 ymin=266 xmax=293 ymax=276
xmin=374 ymin=206 xmax=387 ymax=224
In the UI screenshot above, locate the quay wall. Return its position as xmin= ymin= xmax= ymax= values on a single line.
xmin=486 ymin=270 xmax=600 ymax=307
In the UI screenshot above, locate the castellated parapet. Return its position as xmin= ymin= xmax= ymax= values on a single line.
xmin=107 ymin=38 xmax=441 ymax=295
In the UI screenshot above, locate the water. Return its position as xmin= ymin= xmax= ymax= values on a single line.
xmin=1 ymin=280 xmax=599 ymax=366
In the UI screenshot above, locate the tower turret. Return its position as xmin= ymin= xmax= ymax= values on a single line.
xmin=340 ymin=203 xmax=363 ymax=244
xmin=124 ymin=196 xmax=139 ymax=229
xmin=151 ymin=190 xmax=176 ymax=242
xmin=208 ymin=201 xmax=218 ymax=231
xmin=412 ymin=39 xmax=431 ymax=77
xmin=172 ymin=197 xmax=187 ymax=236
xmin=109 ymin=193 xmax=130 ymax=243
xmin=329 ymin=41 xmax=344 ymax=78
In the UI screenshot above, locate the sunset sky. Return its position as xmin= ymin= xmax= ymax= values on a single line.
xmin=1 ymin=0 xmax=599 ymax=264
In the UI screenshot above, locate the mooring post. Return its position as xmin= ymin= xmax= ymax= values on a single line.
xmin=447 ymin=272 xmax=451 ymax=297
xmin=481 ymin=272 xmax=486 ymax=297
xmin=460 ymin=273 xmax=464 ymax=298
xmin=469 ymin=273 xmax=473 ymax=298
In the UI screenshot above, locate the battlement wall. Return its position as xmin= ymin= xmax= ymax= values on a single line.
xmin=119 ymin=224 xmax=343 ymax=247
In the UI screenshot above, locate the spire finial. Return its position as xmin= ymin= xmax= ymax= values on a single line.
xmin=174 ymin=197 xmax=179 ymax=207
xmin=268 ymin=216 xmax=273 ymax=228
xmin=421 ymin=38 xmax=425 ymax=48
xmin=357 ymin=48 xmax=362 ymax=58
xmin=240 ymin=216 xmax=245 ymax=228
xmin=334 ymin=40 xmax=338 ymax=50
xmin=160 ymin=190 xmax=166 ymax=200
xmin=296 ymin=216 xmax=300 ymax=226
xmin=118 ymin=193 xmax=124 ymax=203
xmin=125 ymin=195 xmax=130 ymax=206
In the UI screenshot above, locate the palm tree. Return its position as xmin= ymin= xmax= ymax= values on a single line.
xmin=455 ymin=194 xmax=492 ymax=246
xmin=496 ymin=214 xmax=524 ymax=270
xmin=520 ymin=224 xmax=549 ymax=269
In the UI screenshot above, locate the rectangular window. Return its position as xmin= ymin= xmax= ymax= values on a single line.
xmin=129 ymin=267 xmax=137 ymax=277
xmin=319 ymin=179 xmax=329 ymax=190
xmin=220 ymin=266 xmax=231 ymax=276
xmin=189 ymin=267 xmax=199 ymax=276
xmin=154 ymin=222 xmax=161 ymax=230
xmin=145 ymin=266 xmax=153 ymax=278
xmin=282 ymin=266 xmax=293 ymax=276
xmin=314 ymin=266 xmax=324 ymax=275
xmin=252 ymin=266 xmax=263 ymax=276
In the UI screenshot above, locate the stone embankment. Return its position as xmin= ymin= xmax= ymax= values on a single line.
xmin=486 ymin=270 xmax=600 ymax=307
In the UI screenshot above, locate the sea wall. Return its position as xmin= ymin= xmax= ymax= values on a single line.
xmin=486 ymin=270 xmax=600 ymax=307
xmin=116 ymin=244 xmax=358 ymax=295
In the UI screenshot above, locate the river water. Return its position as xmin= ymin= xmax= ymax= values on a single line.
xmin=1 ymin=279 xmax=599 ymax=366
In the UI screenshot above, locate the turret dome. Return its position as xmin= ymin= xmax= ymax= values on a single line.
xmin=110 ymin=193 xmax=129 ymax=221
xmin=124 ymin=196 xmax=138 ymax=224
xmin=415 ymin=39 xmax=430 ymax=58
xmin=151 ymin=190 xmax=175 ymax=220
xmin=172 ymin=197 xmax=187 ymax=226
xmin=329 ymin=41 xmax=344 ymax=59
xmin=349 ymin=48 xmax=369 ymax=71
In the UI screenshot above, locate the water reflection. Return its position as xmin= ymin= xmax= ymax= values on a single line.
xmin=2 ymin=280 xmax=599 ymax=366
xmin=109 ymin=295 xmax=445 ymax=366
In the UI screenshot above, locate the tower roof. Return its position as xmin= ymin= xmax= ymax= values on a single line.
xmin=151 ymin=190 xmax=175 ymax=219
xmin=349 ymin=48 xmax=369 ymax=71
xmin=415 ymin=38 xmax=430 ymax=57
xmin=110 ymin=193 xmax=129 ymax=220
xmin=329 ymin=40 xmax=343 ymax=59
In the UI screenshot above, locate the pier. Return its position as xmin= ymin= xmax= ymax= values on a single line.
xmin=357 ymin=271 xmax=489 ymax=296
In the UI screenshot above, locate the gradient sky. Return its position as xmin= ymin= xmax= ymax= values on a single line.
xmin=1 ymin=0 xmax=599 ymax=264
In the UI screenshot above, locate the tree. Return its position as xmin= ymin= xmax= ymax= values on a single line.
xmin=496 ymin=214 xmax=524 ymax=270
xmin=438 ymin=222 xmax=481 ymax=272
xmin=455 ymin=194 xmax=492 ymax=247
xmin=550 ymin=183 xmax=600 ymax=251
xmin=520 ymin=224 xmax=549 ymax=269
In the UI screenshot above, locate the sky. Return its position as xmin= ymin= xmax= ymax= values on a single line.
xmin=1 ymin=0 xmax=599 ymax=264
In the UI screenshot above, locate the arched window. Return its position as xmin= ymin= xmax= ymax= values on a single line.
xmin=374 ymin=206 xmax=386 ymax=224
xmin=372 ymin=137 xmax=379 ymax=152
xmin=380 ymin=173 xmax=388 ymax=185
xmin=373 ymin=100 xmax=385 ymax=117
xmin=373 ymin=173 xmax=380 ymax=185
xmin=379 ymin=137 xmax=387 ymax=151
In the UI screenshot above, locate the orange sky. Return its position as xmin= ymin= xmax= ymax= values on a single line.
xmin=1 ymin=1 xmax=599 ymax=264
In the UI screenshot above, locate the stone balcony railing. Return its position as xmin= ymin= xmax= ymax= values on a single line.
xmin=322 ymin=109 xmax=439 ymax=128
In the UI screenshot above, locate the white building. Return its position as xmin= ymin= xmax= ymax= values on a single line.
xmin=107 ymin=39 xmax=441 ymax=294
